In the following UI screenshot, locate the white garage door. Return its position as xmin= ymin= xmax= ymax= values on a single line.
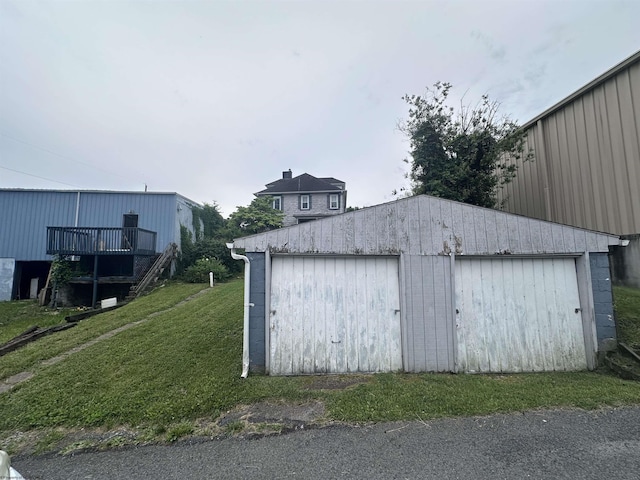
xmin=455 ymin=257 xmax=587 ymax=373
xmin=270 ymin=256 xmax=402 ymax=375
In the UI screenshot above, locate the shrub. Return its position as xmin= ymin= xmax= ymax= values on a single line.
xmin=181 ymin=258 xmax=230 ymax=283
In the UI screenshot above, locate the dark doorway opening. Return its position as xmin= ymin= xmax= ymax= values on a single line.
xmin=15 ymin=261 xmax=52 ymax=300
xmin=122 ymin=213 xmax=139 ymax=250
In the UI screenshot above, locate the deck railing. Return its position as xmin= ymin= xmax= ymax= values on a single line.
xmin=46 ymin=227 xmax=157 ymax=256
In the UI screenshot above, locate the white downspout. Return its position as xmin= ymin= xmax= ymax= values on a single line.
xmin=227 ymin=243 xmax=252 ymax=378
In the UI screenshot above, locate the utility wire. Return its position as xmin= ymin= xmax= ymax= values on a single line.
xmin=0 ymin=164 xmax=81 ymax=188
xmin=0 ymin=131 xmax=147 ymax=182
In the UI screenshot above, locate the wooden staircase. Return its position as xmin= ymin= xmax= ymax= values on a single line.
xmin=126 ymin=243 xmax=178 ymax=300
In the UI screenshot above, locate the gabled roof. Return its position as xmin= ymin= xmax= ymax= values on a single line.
xmin=256 ymin=173 xmax=344 ymax=195
xmin=233 ymin=194 xmax=622 ymax=256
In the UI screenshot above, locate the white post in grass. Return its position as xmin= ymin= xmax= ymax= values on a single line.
xmin=209 ymin=271 xmax=214 ymax=287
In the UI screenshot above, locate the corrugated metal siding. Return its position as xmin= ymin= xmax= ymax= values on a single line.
xmin=455 ymin=257 xmax=587 ymax=373
xmin=0 ymin=191 xmax=183 ymax=261
xmin=234 ymin=195 xmax=619 ymax=255
xmin=0 ymin=191 xmax=77 ymax=260
xmin=499 ymin=60 xmax=640 ymax=235
xmin=76 ymin=193 xmax=177 ymax=251
xmin=269 ymin=256 xmax=402 ymax=375
xmin=401 ymin=255 xmax=455 ymax=372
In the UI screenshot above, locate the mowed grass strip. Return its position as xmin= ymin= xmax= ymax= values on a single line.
xmin=0 ymin=282 xmax=208 ymax=380
xmin=0 ymin=280 xmax=313 ymax=431
xmin=614 ymin=286 xmax=640 ymax=348
xmin=1 ymin=280 xmax=640 ymax=437
xmin=327 ymin=371 xmax=640 ymax=422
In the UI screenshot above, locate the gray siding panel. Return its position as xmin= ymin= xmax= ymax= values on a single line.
xmin=589 ymin=253 xmax=616 ymax=349
xmin=498 ymin=57 xmax=640 ymax=235
xmin=247 ymin=252 xmax=266 ymax=372
xmin=0 ymin=258 xmax=15 ymax=301
xmin=233 ymin=195 xmax=620 ymax=255
xmin=402 ymin=255 xmax=454 ymax=372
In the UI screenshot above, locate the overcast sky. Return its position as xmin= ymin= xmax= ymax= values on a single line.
xmin=1 ymin=0 xmax=639 ymax=216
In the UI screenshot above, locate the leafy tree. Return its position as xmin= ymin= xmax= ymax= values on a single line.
xmin=200 ymin=203 xmax=226 ymax=238
xmin=177 ymin=197 xmax=282 ymax=280
xmin=225 ymin=196 xmax=284 ymax=237
xmin=399 ymin=82 xmax=531 ymax=208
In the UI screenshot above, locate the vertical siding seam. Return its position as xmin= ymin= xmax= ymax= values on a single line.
xmin=597 ymin=85 xmax=618 ymax=232
xmin=617 ymin=73 xmax=639 ymax=231
xmin=569 ymin=104 xmax=587 ymax=227
xmin=608 ymin=78 xmax=629 ymax=232
xmin=580 ymin=94 xmax=602 ymax=230
xmin=591 ymin=91 xmax=612 ymax=232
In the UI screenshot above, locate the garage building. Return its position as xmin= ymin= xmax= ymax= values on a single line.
xmin=229 ymin=195 xmax=623 ymax=375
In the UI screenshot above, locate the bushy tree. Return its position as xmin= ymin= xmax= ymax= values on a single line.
xmin=399 ymin=82 xmax=531 ymax=208
xmin=226 ymin=196 xmax=284 ymax=237
xmin=177 ymin=197 xmax=283 ymax=280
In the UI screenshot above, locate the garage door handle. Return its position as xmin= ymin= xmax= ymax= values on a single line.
xmin=575 ymin=308 xmax=582 ymax=313
xmin=394 ymin=309 xmax=401 ymax=314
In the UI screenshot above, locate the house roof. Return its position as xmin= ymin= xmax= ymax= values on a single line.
xmin=256 ymin=173 xmax=345 ymax=195
xmin=232 ymin=194 xmax=622 ymax=256
xmin=319 ymin=177 xmax=344 ymax=185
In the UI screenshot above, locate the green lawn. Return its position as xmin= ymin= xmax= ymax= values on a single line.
xmin=0 ymin=301 xmax=75 ymax=344
xmin=613 ymin=286 xmax=640 ymax=348
xmin=0 ymin=283 xmax=208 ymax=380
xmin=1 ymin=280 xmax=639 ymax=453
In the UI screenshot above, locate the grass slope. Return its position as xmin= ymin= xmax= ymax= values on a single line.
xmin=0 ymin=283 xmax=207 ymax=381
xmin=1 ymin=280 xmax=639 ymax=445
xmin=614 ymin=286 xmax=640 ymax=348
xmin=0 ymin=301 xmax=74 ymax=344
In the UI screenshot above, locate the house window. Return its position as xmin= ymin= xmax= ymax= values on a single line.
xmin=272 ymin=196 xmax=282 ymax=210
xmin=300 ymin=194 xmax=310 ymax=210
xmin=329 ymin=194 xmax=340 ymax=210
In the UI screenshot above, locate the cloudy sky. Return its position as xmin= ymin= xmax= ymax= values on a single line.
xmin=1 ymin=0 xmax=639 ymax=216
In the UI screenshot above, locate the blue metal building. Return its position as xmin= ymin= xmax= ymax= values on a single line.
xmin=0 ymin=189 xmax=201 ymax=302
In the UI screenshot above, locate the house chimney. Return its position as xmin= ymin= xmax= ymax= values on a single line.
xmin=283 ymin=169 xmax=292 ymax=179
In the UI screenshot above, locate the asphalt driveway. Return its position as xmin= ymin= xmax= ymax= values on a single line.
xmin=14 ymin=407 xmax=640 ymax=479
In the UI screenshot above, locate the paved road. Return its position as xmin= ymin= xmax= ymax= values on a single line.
xmin=14 ymin=407 xmax=640 ymax=479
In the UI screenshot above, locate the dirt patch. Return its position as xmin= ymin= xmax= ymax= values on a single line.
xmin=302 ymin=374 xmax=372 ymax=391
xmin=606 ymin=352 xmax=640 ymax=381
xmin=5 ymin=400 xmax=333 ymax=457
xmin=218 ymin=400 xmax=326 ymax=428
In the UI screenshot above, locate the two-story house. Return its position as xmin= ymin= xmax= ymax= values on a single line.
xmin=255 ymin=170 xmax=347 ymax=227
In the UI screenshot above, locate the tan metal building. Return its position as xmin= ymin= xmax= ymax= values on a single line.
xmin=498 ymin=50 xmax=640 ymax=237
